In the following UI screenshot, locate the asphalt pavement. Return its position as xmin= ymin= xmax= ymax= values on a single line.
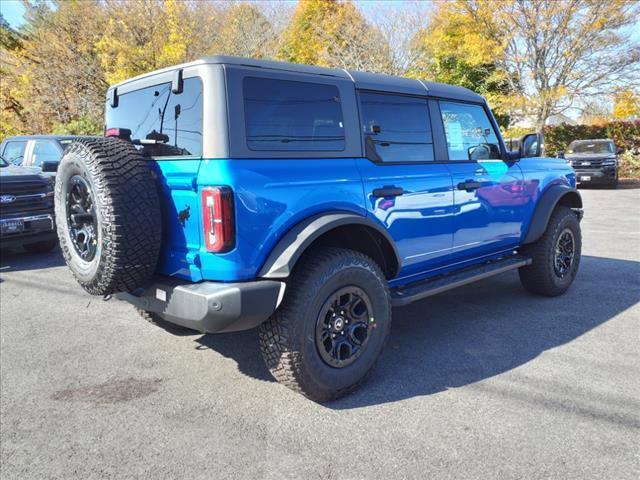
xmin=1 ymin=186 xmax=639 ymax=479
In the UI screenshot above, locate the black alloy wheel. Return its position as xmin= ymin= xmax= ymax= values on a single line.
xmin=65 ymin=175 xmax=98 ymax=261
xmin=553 ymin=228 xmax=575 ymax=278
xmin=315 ymin=286 xmax=376 ymax=368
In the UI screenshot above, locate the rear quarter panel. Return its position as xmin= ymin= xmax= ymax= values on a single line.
xmin=196 ymin=158 xmax=366 ymax=281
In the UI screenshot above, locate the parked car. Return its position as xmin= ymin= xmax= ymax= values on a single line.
xmin=562 ymin=138 xmax=620 ymax=188
xmin=0 ymin=154 xmax=57 ymax=252
xmin=53 ymin=56 xmax=583 ymax=402
xmin=0 ymin=135 xmax=83 ymax=175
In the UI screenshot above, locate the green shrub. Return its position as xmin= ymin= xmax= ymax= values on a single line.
xmin=619 ymin=151 xmax=640 ymax=179
xmin=52 ymin=114 xmax=102 ymax=136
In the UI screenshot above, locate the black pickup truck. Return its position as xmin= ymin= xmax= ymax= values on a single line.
xmin=0 ymin=154 xmax=57 ymax=252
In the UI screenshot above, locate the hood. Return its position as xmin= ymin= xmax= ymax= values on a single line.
xmin=0 ymin=164 xmax=48 ymax=183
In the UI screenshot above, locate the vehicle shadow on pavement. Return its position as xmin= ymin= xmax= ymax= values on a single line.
xmin=166 ymin=255 xmax=639 ymax=407
xmin=0 ymin=247 xmax=65 ymax=274
xmin=330 ymin=254 xmax=640 ymax=409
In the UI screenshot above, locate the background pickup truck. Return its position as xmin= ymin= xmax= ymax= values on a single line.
xmin=0 ymin=154 xmax=57 ymax=252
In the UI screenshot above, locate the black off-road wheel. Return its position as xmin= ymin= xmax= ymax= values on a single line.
xmin=519 ymin=206 xmax=581 ymax=296
xmin=258 ymin=247 xmax=392 ymax=402
xmin=55 ymin=137 xmax=161 ymax=295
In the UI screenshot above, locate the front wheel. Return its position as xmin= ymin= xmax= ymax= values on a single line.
xmin=258 ymin=247 xmax=391 ymax=402
xmin=519 ymin=206 xmax=581 ymax=296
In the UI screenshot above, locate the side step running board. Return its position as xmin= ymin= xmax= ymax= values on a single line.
xmin=391 ymin=256 xmax=532 ymax=307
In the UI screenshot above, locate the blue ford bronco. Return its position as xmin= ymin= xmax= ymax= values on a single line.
xmin=55 ymin=56 xmax=582 ymax=401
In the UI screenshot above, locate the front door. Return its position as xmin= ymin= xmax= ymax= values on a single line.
xmin=437 ymin=101 xmax=526 ymax=260
xmin=356 ymin=91 xmax=454 ymax=282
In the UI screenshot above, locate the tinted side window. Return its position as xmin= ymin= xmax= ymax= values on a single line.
xmin=439 ymin=102 xmax=501 ymax=161
xmin=3 ymin=141 xmax=27 ymax=164
xmin=32 ymin=140 xmax=61 ymax=166
xmin=359 ymin=92 xmax=434 ymax=163
xmin=243 ymin=77 xmax=345 ymax=151
xmin=106 ymin=77 xmax=203 ymax=157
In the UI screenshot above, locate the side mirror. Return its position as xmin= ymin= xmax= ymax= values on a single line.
xmin=520 ymin=133 xmax=542 ymax=158
xmin=468 ymin=144 xmax=491 ymax=161
xmin=508 ymin=149 xmax=521 ymax=161
xmin=617 ymin=147 xmax=624 ymax=155
xmin=41 ymin=161 xmax=59 ymax=173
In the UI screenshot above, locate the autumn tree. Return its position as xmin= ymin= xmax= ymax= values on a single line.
xmin=428 ymin=0 xmax=640 ymax=131
xmin=96 ymin=0 xmax=208 ymax=85
xmin=278 ymin=0 xmax=394 ymax=73
xmin=409 ymin=1 xmax=515 ymax=126
xmin=0 ymin=13 xmax=24 ymax=136
xmin=1 ymin=1 xmax=108 ymax=136
xmin=211 ymin=3 xmax=277 ymax=58
xmin=612 ymin=89 xmax=640 ymax=120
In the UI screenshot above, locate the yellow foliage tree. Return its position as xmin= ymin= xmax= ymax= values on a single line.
xmin=278 ymin=0 xmax=393 ymax=73
xmin=613 ymin=90 xmax=640 ymax=120
xmin=95 ymin=0 xmax=223 ymax=85
xmin=416 ymin=0 xmax=640 ymax=130
xmin=2 ymin=0 xmax=108 ymax=136
xmin=409 ymin=0 xmax=514 ymax=126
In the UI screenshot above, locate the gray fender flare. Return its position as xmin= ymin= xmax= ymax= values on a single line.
xmin=258 ymin=212 xmax=401 ymax=279
xmin=523 ymin=184 xmax=582 ymax=244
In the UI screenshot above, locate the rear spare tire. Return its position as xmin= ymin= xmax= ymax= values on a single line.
xmin=54 ymin=137 xmax=161 ymax=295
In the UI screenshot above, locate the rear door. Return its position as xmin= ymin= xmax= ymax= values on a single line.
xmin=356 ymin=91 xmax=454 ymax=280
xmin=437 ymin=101 xmax=526 ymax=260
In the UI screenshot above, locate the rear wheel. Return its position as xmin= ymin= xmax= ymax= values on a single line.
xmin=519 ymin=206 xmax=581 ymax=296
xmin=258 ymin=247 xmax=391 ymax=402
xmin=54 ymin=138 xmax=162 ymax=295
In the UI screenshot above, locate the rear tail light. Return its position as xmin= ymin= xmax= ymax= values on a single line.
xmin=201 ymin=186 xmax=235 ymax=253
xmin=105 ymin=127 xmax=132 ymax=141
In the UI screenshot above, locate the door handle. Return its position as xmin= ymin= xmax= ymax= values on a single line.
xmin=372 ymin=187 xmax=404 ymax=198
xmin=457 ymin=180 xmax=482 ymax=191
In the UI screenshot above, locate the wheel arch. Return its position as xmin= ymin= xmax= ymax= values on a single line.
xmin=522 ymin=184 xmax=582 ymax=245
xmin=258 ymin=212 xmax=401 ymax=280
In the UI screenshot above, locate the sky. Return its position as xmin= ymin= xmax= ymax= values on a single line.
xmin=1 ymin=0 xmax=425 ymax=28
xmin=0 ymin=0 xmax=26 ymax=27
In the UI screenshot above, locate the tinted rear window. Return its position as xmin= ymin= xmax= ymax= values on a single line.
xmin=359 ymin=92 xmax=434 ymax=163
xmin=106 ymin=77 xmax=203 ymax=157
xmin=243 ymin=77 xmax=345 ymax=151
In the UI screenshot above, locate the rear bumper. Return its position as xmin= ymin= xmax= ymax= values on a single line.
xmin=115 ymin=276 xmax=285 ymax=333
xmin=0 ymin=213 xmax=55 ymax=248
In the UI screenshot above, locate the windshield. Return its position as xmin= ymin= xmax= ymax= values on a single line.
xmin=0 ymin=155 xmax=8 ymax=167
xmin=567 ymin=140 xmax=614 ymax=155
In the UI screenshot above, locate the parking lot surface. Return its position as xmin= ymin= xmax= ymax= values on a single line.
xmin=1 ymin=187 xmax=639 ymax=479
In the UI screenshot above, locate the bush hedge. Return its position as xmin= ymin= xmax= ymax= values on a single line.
xmin=541 ymin=120 xmax=640 ymax=157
